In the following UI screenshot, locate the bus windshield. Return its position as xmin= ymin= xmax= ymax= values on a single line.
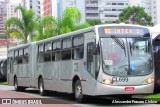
xmin=101 ymin=38 xmax=152 ymax=76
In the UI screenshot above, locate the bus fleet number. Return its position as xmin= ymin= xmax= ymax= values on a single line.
xmin=112 ymin=77 xmax=128 ymax=82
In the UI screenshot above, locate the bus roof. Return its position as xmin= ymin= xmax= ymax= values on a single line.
xmin=8 ymin=23 xmax=150 ymax=50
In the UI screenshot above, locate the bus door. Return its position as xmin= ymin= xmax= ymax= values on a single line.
xmin=84 ymin=38 xmax=97 ymax=94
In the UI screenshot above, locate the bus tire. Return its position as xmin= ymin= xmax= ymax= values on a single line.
xmin=39 ymin=78 xmax=47 ymax=96
xmin=14 ymin=77 xmax=25 ymax=91
xmin=74 ymin=80 xmax=84 ymax=103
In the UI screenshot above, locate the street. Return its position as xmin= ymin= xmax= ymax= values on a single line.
xmin=0 ymin=85 xmax=159 ymax=107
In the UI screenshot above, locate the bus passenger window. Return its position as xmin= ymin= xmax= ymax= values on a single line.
xmin=52 ymin=41 xmax=61 ymax=61
xmin=72 ymin=35 xmax=84 ymax=60
xmin=62 ymin=38 xmax=71 ymax=60
xmin=38 ymin=44 xmax=44 ymax=63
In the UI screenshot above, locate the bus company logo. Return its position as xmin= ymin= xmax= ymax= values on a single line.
xmin=124 ymin=87 xmax=135 ymax=92
xmin=2 ymin=99 xmax=11 ymax=104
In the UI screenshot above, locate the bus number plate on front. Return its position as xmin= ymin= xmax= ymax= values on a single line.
xmin=112 ymin=77 xmax=128 ymax=82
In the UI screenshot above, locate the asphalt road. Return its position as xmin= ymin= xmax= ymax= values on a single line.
xmin=0 ymin=85 xmax=159 ymax=107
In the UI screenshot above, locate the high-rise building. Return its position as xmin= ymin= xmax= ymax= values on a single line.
xmin=99 ymin=0 xmax=130 ymax=23
xmin=6 ymin=2 xmax=19 ymax=19
xmin=0 ymin=1 xmax=7 ymax=37
xmin=57 ymin=0 xmax=130 ymax=23
xmin=57 ymin=0 xmax=76 ymax=20
xmin=151 ymin=0 xmax=160 ymax=25
xmin=21 ymin=0 xmax=44 ymax=17
xmin=44 ymin=0 xmax=51 ymax=16
xmin=85 ymin=0 xmax=99 ymax=21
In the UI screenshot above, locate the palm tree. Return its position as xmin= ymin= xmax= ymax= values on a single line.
xmin=34 ymin=16 xmax=57 ymax=41
xmin=58 ymin=7 xmax=90 ymax=34
xmin=5 ymin=6 xmax=35 ymax=44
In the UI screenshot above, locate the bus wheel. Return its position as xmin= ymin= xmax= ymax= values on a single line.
xmin=74 ymin=80 xmax=84 ymax=103
xmin=14 ymin=77 xmax=25 ymax=91
xmin=39 ymin=78 xmax=47 ymax=96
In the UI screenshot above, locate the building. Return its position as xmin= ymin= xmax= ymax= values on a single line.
xmin=21 ymin=0 xmax=44 ymax=17
xmin=99 ymin=0 xmax=130 ymax=23
xmin=44 ymin=0 xmax=51 ymax=16
xmin=85 ymin=0 xmax=99 ymax=21
xmin=0 ymin=1 xmax=7 ymax=37
xmin=6 ymin=2 xmax=20 ymax=19
xmin=130 ymin=0 xmax=160 ymax=25
xmin=57 ymin=0 xmax=130 ymax=23
xmin=151 ymin=0 xmax=160 ymax=25
xmin=57 ymin=0 xmax=76 ymax=20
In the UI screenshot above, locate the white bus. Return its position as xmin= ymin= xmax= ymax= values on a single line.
xmin=7 ymin=24 xmax=154 ymax=102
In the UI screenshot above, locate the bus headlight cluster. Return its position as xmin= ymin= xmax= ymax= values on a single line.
xmin=145 ymin=78 xmax=154 ymax=84
xmin=102 ymin=79 xmax=113 ymax=85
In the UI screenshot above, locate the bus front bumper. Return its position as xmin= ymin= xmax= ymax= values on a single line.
xmin=94 ymin=82 xmax=154 ymax=96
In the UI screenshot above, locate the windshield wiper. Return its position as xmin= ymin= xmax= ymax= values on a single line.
xmin=111 ymin=35 xmax=126 ymax=56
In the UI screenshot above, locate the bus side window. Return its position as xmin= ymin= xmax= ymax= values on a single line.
xmin=72 ymin=35 xmax=84 ymax=59
xmin=52 ymin=41 xmax=61 ymax=61
xmin=44 ymin=43 xmax=52 ymax=62
xmin=62 ymin=38 xmax=71 ymax=60
xmin=38 ymin=44 xmax=44 ymax=63
xmin=23 ymin=48 xmax=29 ymax=64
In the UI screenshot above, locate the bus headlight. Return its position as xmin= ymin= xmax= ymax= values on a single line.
xmin=102 ymin=79 xmax=113 ymax=85
xmin=145 ymin=78 xmax=154 ymax=84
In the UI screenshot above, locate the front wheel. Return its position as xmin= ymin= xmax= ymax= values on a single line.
xmin=14 ymin=77 xmax=25 ymax=91
xmin=39 ymin=78 xmax=47 ymax=96
xmin=74 ymin=80 xmax=84 ymax=103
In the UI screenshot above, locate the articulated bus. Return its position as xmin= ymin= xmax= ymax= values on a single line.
xmin=7 ymin=24 xmax=154 ymax=102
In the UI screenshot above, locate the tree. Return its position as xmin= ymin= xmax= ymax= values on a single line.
xmin=116 ymin=6 xmax=154 ymax=26
xmin=34 ymin=16 xmax=56 ymax=41
xmin=87 ymin=19 xmax=102 ymax=26
xmin=5 ymin=6 xmax=35 ymax=44
xmin=58 ymin=7 xmax=90 ymax=34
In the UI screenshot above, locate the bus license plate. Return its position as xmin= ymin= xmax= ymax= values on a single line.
xmin=112 ymin=77 xmax=128 ymax=82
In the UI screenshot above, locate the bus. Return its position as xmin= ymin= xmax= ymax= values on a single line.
xmin=0 ymin=58 xmax=7 ymax=82
xmin=7 ymin=24 xmax=154 ymax=102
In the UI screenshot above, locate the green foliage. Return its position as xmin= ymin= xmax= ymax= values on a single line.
xmin=117 ymin=6 xmax=154 ymax=26
xmin=6 ymin=6 xmax=90 ymax=41
xmin=34 ymin=16 xmax=56 ymax=41
xmin=87 ymin=19 xmax=102 ymax=26
xmin=5 ymin=6 xmax=35 ymax=43
xmin=0 ymin=82 xmax=8 ymax=85
xmin=73 ymin=23 xmax=90 ymax=31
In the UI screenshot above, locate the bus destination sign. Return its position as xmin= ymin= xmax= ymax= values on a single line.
xmin=104 ymin=28 xmax=142 ymax=34
xmin=98 ymin=26 xmax=150 ymax=37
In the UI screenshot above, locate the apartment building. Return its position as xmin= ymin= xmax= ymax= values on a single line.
xmin=22 ymin=0 xmax=44 ymax=17
xmin=99 ymin=0 xmax=130 ymax=23
xmin=57 ymin=0 xmax=130 ymax=23
xmin=6 ymin=2 xmax=19 ymax=19
xmin=44 ymin=0 xmax=51 ymax=16
xmin=85 ymin=0 xmax=99 ymax=20
xmin=0 ymin=1 xmax=7 ymax=37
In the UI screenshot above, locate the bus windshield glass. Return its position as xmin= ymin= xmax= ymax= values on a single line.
xmin=101 ymin=38 xmax=152 ymax=76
